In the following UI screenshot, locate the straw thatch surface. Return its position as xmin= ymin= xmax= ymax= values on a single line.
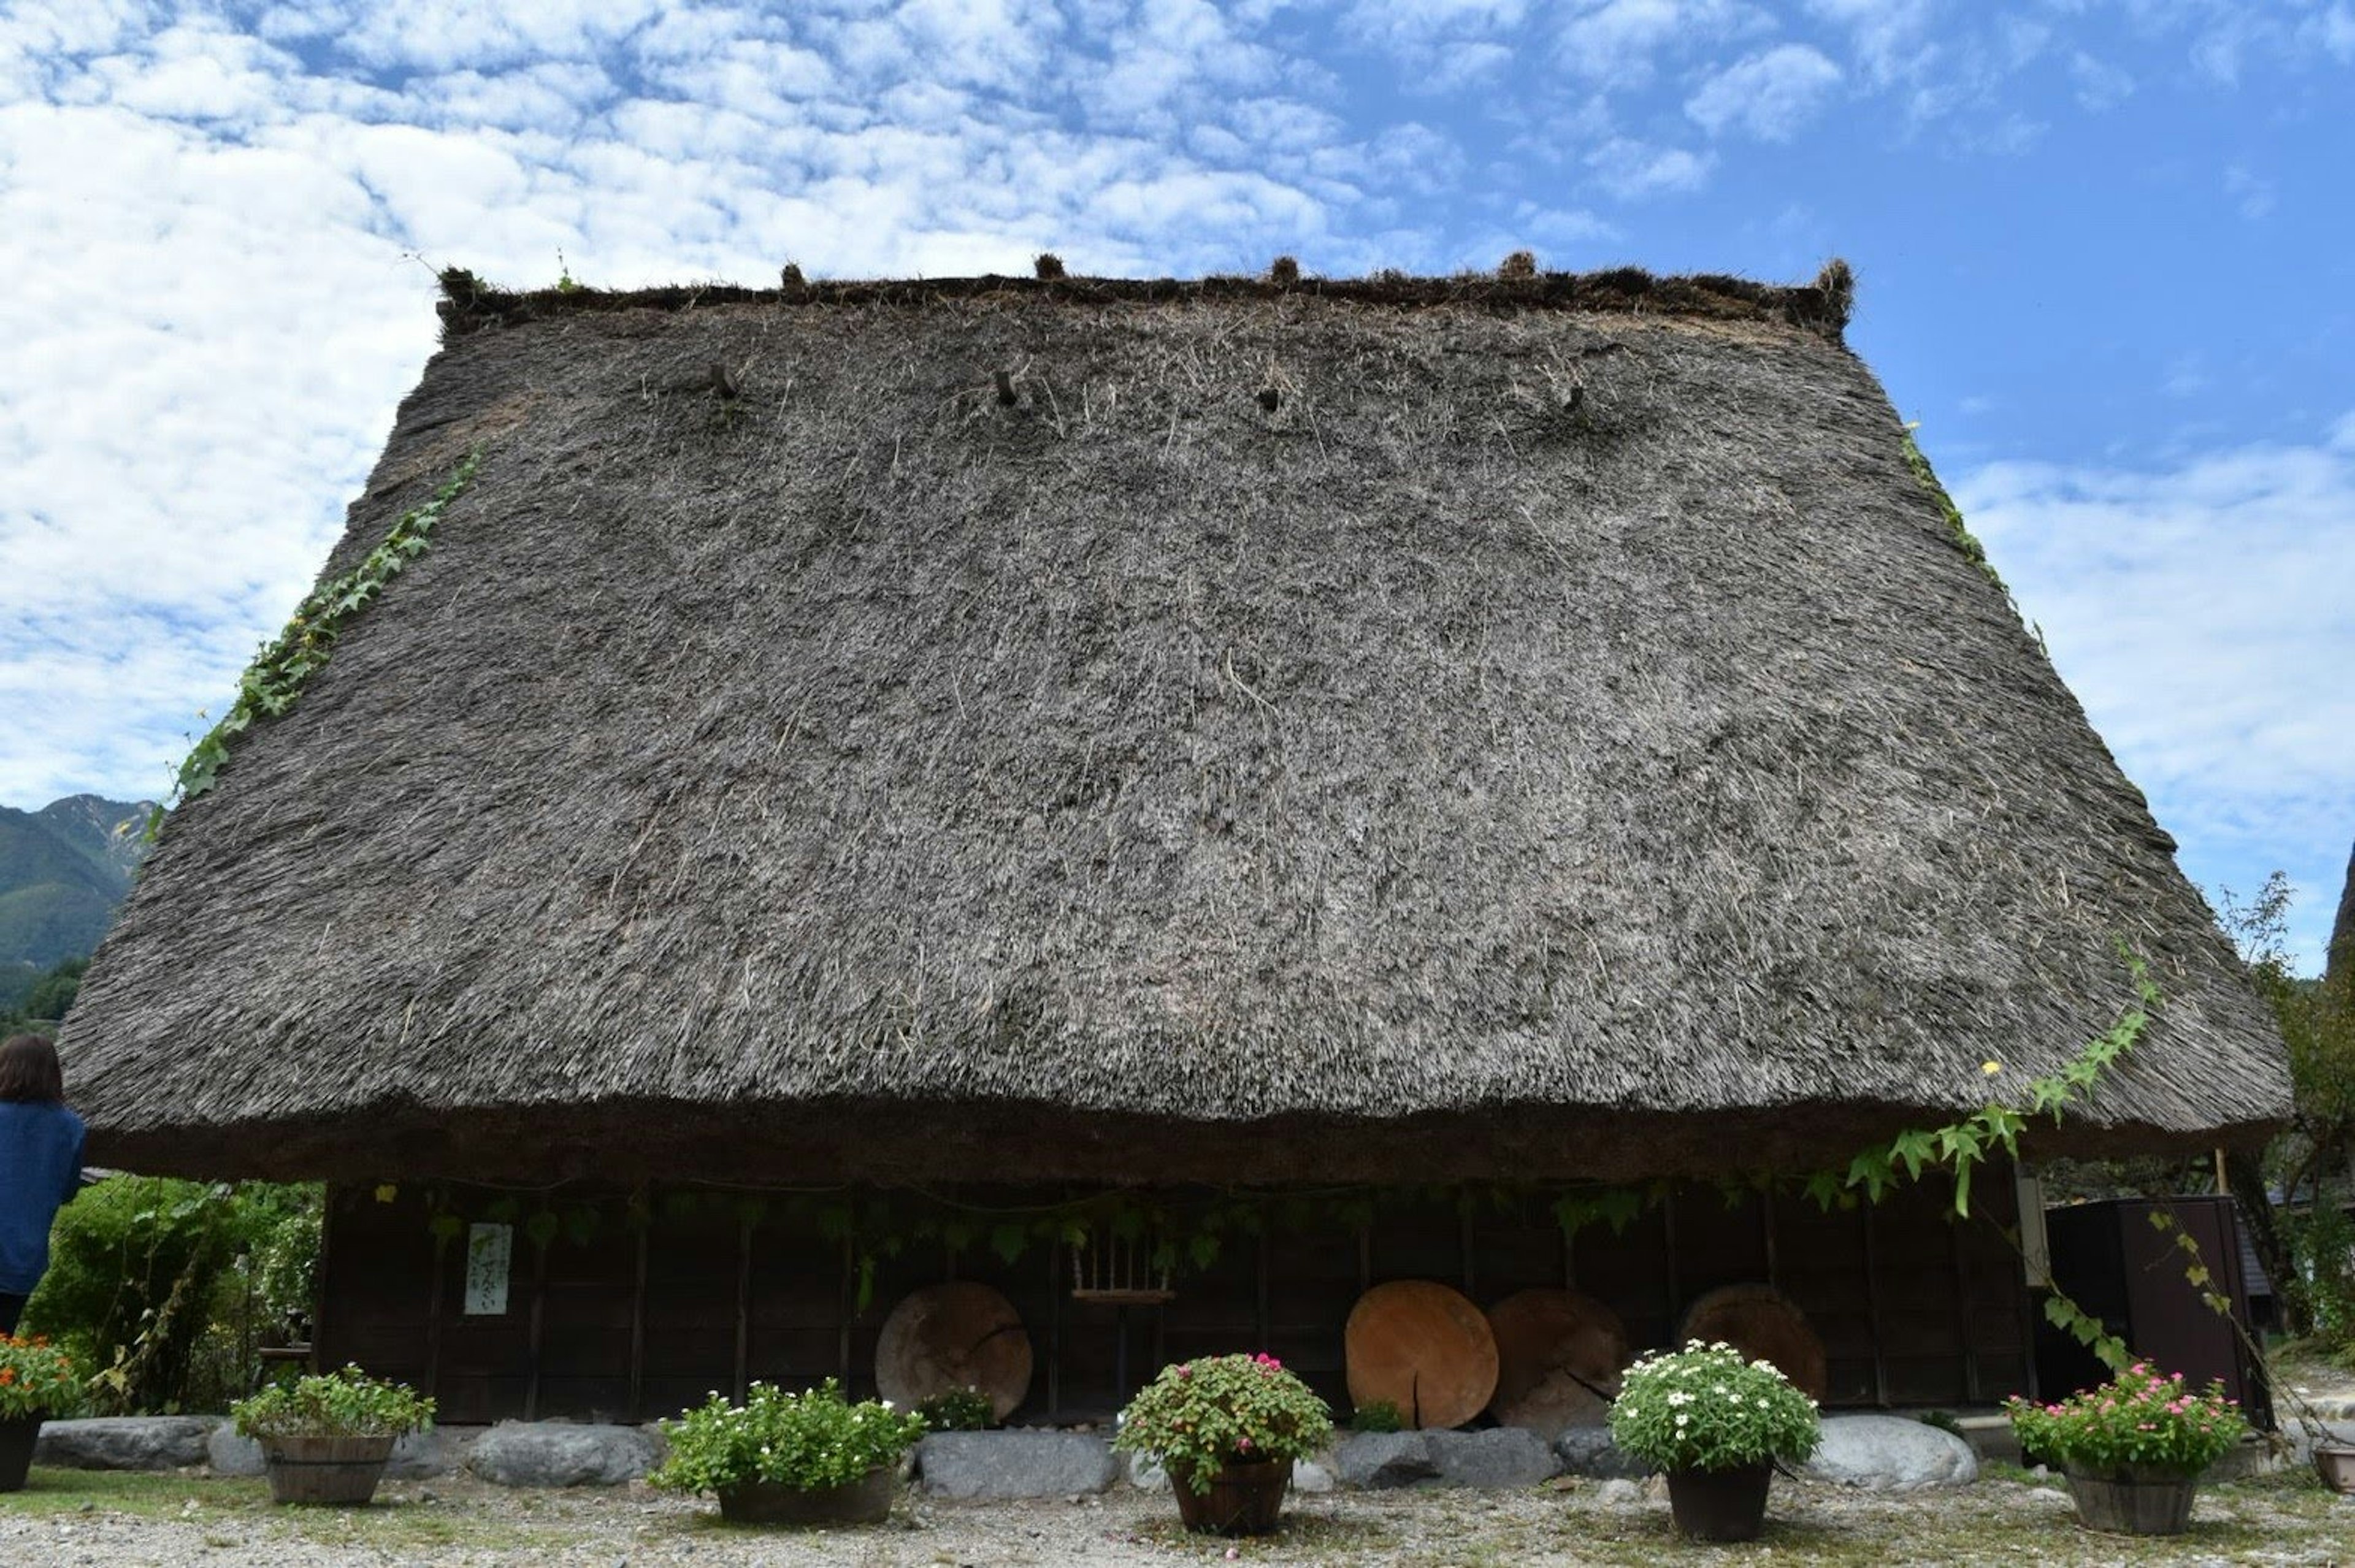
xmin=64 ymin=270 xmax=2289 ymax=1182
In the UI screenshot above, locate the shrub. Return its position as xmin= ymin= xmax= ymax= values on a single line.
xmin=651 ymin=1380 xmax=926 ymax=1496
xmin=0 ymin=1335 xmax=75 ymax=1419
xmin=1349 ymin=1399 xmax=1404 ymax=1432
xmin=1113 ymin=1353 xmax=1334 ymax=1494
xmin=2004 ymin=1363 xmax=2248 ymax=1477
xmin=25 ymin=1177 xmax=321 ymax=1415
xmin=231 ymin=1364 xmax=433 ymax=1440
xmin=914 ymin=1385 xmax=994 ymax=1431
xmin=1607 ymin=1340 xmax=1821 ymax=1473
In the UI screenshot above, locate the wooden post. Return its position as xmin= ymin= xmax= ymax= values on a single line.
xmin=1256 ymin=1233 xmax=1273 ymax=1349
xmin=1563 ymin=1223 xmax=1579 ymax=1293
xmin=424 ymin=1228 xmax=448 ymax=1402
xmin=836 ymin=1233 xmax=854 ymax=1388
xmin=1861 ymin=1203 xmax=1890 ymax=1407
xmin=1357 ymin=1224 xmax=1372 ymax=1294
xmin=1948 ymin=1215 xmax=1981 ymax=1404
xmin=1458 ymin=1208 xmax=1476 ymax=1301
xmin=627 ymin=1220 xmax=650 ymax=1423
xmin=733 ymin=1210 xmax=754 ymax=1404
xmin=524 ymin=1239 xmax=548 ymax=1420
xmin=1047 ymin=1237 xmax=1063 ymax=1418
xmin=1761 ymin=1187 xmax=1781 ymax=1293
xmin=1661 ymin=1189 xmax=1682 ymax=1333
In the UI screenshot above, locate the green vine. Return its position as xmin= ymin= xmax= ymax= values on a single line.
xmin=1901 ymin=426 xmax=2001 ymax=588
xmin=149 ymin=450 xmax=482 ymax=838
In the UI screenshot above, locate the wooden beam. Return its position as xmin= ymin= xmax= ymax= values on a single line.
xmin=1761 ymin=1187 xmax=1781 ymax=1294
xmin=1256 ymin=1233 xmax=1273 ymax=1349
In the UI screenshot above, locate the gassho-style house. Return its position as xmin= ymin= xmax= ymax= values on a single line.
xmin=60 ymin=261 xmax=2291 ymax=1430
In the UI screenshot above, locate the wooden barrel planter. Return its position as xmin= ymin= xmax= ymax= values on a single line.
xmin=0 ymin=1417 xmax=39 ymax=1492
xmin=1345 ymin=1280 xmax=1498 ymax=1430
xmin=874 ymin=1282 xmax=1033 ymax=1423
xmin=262 ymin=1434 xmax=397 ymax=1505
xmin=716 ymin=1464 xmax=897 ymax=1526
xmin=1168 ymin=1457 xmax=1293 ymax=1535
xmin=1677 ymin=1284 xmax=1828 ymax=1401
xmin=1485 ymin=1288 xmax=1629 ymax=1437
xmin=2064 ymin=1467 xmax=2199 ymax=1535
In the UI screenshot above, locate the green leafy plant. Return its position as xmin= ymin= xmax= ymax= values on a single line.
xmin=651 ymin=1379 xmax=925 ymax=1495
xmin=0 ymin=1334 xmax=76 ymax=1420
xmin=1348 ymin=1398 xmax=1404 ymax=1433
xmin=1113 ymin=1352 xmax=1334 ymax=1494
xmin=155 ymin=451 xmax=481 ymax=831
xmin=913 ymin=1385 xmax=993 ymax=1432
xmin=1607 ymin=1340 xmax=1821 ymax=1474
xmin=2004 ymin=1364 xmax=2246 ymax=1477
xmin=231 ymin=1364 xmax=433 ymax=1440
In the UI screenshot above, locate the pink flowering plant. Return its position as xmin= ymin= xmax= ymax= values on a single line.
xmin=1607 ymin=1340 xmax=1821 ymax=1473
xmin=2004 ymin=1363 xmax=2247 ymax=1477
xmin=1114 ymin=1353 xmax=1334 ymax=1494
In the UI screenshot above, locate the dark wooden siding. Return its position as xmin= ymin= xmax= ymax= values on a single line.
xmin=315 ymin=1174 xmax=2031 ymax=1423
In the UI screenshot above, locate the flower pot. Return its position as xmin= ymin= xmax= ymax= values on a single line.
xmin=2314 ymin=1444 xmax=2355 ymax=1496
xmin=261 ymin=1434 xmax=397 ymax=1505
xmin=1168 ymin=1456 xmax=1294 ymax=1535
xmin=0 ymin=1415 xmax=40 ymax=1493
xmin=715 ymin=1464 xmax=897 ymax=1525
xmin=2064 ymin=1466 xmax=2198 ymax=1535
xmin=1665 ymin=1462 xmax=1773 ymax=1542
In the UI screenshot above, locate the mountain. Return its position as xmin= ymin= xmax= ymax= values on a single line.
xmin=0 ymin=795 xmax=152 ymax=1000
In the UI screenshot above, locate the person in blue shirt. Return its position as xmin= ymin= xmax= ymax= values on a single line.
xmin=0 ymin=1034 xmax=84 ymax=1336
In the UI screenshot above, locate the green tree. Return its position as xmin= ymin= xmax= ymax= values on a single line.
xmin=2219 ymin=847 xmax=2355 ymax=1340
xmin=22 ymin=954 xmax=85 ymax=1020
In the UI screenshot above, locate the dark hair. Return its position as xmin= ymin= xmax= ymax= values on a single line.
xmin=0 ymin=1034 xmax=64 ymax=1103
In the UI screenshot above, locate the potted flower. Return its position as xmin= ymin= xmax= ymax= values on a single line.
xmin=650 ymin=1379 xmax=926 ymax=1525
xmin=1606 ymin=1340 xmax=1821 ymax=1542
xmin=2004 ymin=1363 xmax=2248 ymax=1534
xmin=1114 ymin=1352 xmax=1334 ymax=1536
xmin=0 ymin=1334 xmax=76 ymax=1492
xmin=229 ymin=1364 xmax=435 ymax=1505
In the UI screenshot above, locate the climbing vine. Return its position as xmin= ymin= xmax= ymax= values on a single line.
xmin=1901 ymin=426 xmax=2002 ymax=589
xmin=150 ymin=450 xmax=483 ymax=837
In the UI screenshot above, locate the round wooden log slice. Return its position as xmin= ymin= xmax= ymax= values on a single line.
xmin=1484 ymin=1288 xmax=1631 ymax=1437
xmin=1344 ymin=1280 xmax=1499 ymax=1431
xmin=1677 ymin=1283 xmax=1828 ymax=1401
xmin=874 ymin=1282 xmax=1033 ymax=1422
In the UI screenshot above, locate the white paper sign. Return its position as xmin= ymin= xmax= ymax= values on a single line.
xmin=464 ymin=1223 xmax=513 ymax=1315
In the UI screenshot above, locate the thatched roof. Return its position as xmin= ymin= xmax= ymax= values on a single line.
xmin=64 ymin=265 xmax=2290 ymax=1184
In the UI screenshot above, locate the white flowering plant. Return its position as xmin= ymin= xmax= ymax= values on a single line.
xmin=649 ymin=1379 xmax=927 ymax=1495
xmin=1607 ymin=1341 xmax=1821 ymax=1474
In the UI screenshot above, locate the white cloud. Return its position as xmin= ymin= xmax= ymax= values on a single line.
xmin=1955 ymin=427 xmax=2355 ymax=970
xmin=1555 ymin=0 xmax=1756 ymax=85
xmin=1685 ymin=44 xmax=1842 ymax=141
xmin=1584 ymin=136 xmax=1713 ymax=198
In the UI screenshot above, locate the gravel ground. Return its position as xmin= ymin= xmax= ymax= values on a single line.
xmin=3 ymin=1467 xmax=2351 ymax=1567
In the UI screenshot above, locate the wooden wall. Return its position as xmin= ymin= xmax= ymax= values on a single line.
xmin=316 ymin=1174 xmax=2031 ymax=1425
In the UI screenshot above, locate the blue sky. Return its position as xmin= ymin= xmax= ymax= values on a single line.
xmin=1 ymin=0 xmax=2349 ymax=966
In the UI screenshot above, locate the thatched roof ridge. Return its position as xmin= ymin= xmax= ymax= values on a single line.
xmin=433 ymin=260 xmax=1856 ymax=340
xmin=64 ymin=272 xmax=2287 ymax=1184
